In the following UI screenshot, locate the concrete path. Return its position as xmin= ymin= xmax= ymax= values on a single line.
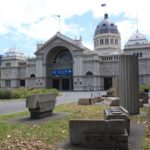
xmin=0 ymin=91 xmax=106 ymax=115
xmin=0 ymin=100 xmax=26 ymax=115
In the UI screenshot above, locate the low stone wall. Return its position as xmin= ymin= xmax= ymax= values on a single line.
xmin=69 ymin=119 xmax=128 ymax=149
xmin=26 ymin=93 xmax=57 ymax=119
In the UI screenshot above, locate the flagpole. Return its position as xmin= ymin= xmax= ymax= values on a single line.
xmin=58 ymin=15 xmax=61 ymax=32
xmin=136 ymin=11 xmax=139 ymax=32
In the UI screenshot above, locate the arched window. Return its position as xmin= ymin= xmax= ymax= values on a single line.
xmin=105 ymin=39 xmax=109 ymax=45
xmin=140 ymin=52 xmax=142 ymax=58
xmin=100 ymin=39 xmax=104 ymax=45
xmin=53 ymin=50 xmax=72 ymax=64
xmin=111 ymin=39 xmax=114 ymax=44
xmin=86 ymin=71 xmax=93 ymax=76
xmin=30 ymin=74 xmax=35 ymax=78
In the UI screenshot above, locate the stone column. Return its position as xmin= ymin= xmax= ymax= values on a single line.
xmin=119 ymin=55 xmax=139 ymax=115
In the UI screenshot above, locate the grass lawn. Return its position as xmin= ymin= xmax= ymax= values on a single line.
xmin=0 ymin=103 xmax=150 ymax=150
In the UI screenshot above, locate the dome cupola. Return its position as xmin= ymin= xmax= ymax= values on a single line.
xmin=3 ymin=48 xmax=26 ymax=59
xmin=94 ymin=13 xmax=119 ymax=36
xmin=125 ymin=31 xmax=148 ymax=46
xmin=94 ymin=13 xmax=121 ymax=55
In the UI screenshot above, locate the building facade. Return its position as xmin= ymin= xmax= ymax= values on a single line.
xmin=1 ymin=13 xmax=150 ymax=91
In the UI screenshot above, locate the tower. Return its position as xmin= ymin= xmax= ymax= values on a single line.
xmin=94 ymin=13 xmax=121 ymax=55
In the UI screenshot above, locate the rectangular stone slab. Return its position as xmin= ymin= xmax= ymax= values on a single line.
xmin=69 ymin=119 xmax=126 ymax=145
xmin=26 ymin=93 xmax=56 ymax=109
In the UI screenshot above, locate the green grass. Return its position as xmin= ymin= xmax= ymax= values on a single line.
xmin=0 ymin=103 xmax=150 ymax=149
xmin=0 ymin=103 xmax=104 ymax=150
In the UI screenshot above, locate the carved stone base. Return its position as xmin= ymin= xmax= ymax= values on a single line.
xmin=30 ymin=110 xmax=53 ymax=119
xmin=82 ymin=133 xmax=128 ymax=150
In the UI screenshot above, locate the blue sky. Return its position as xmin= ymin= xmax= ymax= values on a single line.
xmin=0 ymin=0 xmax=150 ymax=56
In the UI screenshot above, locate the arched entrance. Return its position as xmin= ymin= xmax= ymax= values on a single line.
xmin=46 ymin=46 xmax=73 ymax=91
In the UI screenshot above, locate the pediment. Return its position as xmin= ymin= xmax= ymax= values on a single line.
xmin=35 ymin=32 xmax=84 ymax=55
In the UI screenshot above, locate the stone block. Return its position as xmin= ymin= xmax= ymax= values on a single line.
xmin=93 ymin=97 xmax=102 ymax=103
xmin=78 ymin=98 xmax=95 ymax=105
xmin=81 ymin=132 xmax=128 ymax=149
xmin=102 ymin=97 xmax=120 ymax=106
xmin=26 ymin=93 xmax=57 ymax=119
xmin=69 ymin=119 xmax=128 ymax=149
xmin=104 ymin=106 xmax=130 ymax=134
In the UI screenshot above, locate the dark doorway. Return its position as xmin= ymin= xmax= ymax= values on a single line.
xmin=104 ymin=77 xmax=112 ymax=90
xmin=53 ymin=79 xmax=59 ymax=90
xmin=20 ymin=80 xmax=25 ymax=87
xmin=62 ymin=78 xmax=70 ymax=90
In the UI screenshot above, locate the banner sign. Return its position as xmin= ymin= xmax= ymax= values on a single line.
xmin=52 ymin=69 xmax=72 ymax=76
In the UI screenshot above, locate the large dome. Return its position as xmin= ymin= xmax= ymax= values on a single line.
xmin=125 ymin=31 xmax=148 ymax=46
xmin=94 ymin=13 xmax=119 ymax=36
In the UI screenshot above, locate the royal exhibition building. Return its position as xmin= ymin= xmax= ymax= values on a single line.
xmin=0 ymin=13 xmax=150 ymax=91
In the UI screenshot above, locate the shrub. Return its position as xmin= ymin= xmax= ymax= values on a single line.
xmin=0 ymin=88 xmax=59 ymax=100
xmin=0 ymin=89 xmax=13 ymax=99
xmin=140 ymin=84 xmax=150 ymax=92
xmin=30 ymin=88 xmax=42 ymax=95
xmin=12 ymin=88 xmax=29 ymax=98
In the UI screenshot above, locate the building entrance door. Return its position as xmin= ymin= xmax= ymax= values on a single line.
xmin=62 ymin=78 xmax=70 ymax=90
xmin=52 ymin=79 xmax=59 ymax=90
xmin=104 ymin=77 xmax=112 ymax=90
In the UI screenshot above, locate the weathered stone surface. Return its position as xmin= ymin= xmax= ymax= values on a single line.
xmin=93 ymin=97 xmax=102 ymax=103
xmin=26 ymin=93 xmax=56 ymax=119
xmin=58 ymin=122 xmax=143 ymax=150
xmin=119 ymin=55 xmax=139 ymax=115
xmin=69 ymin=119 xmax=128 ymax=149
xmin=102 ymin=97 xmax=120 ymax=106
xmin=78 ymin=98 xmax=95 ymax=105
xmin=140 ymin=92 xmax=148 ymax=103
xmin=104 ymin=106 xmax=130 ymax=134
xmin=114 ymin=76 xmax=119 ymax=97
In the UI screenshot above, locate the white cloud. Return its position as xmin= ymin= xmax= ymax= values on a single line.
xmin=116 ymin=20 xmax=136 ymax=48
xmin=0 ymin=0 xmax=150 ymax=51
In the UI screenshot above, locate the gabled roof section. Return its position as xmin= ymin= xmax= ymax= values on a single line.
xmin=35 ymin=32 xmax=87 ymax=55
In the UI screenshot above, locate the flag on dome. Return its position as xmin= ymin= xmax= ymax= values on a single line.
xmin=101 ymin=4 xmax=106 ymax=7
